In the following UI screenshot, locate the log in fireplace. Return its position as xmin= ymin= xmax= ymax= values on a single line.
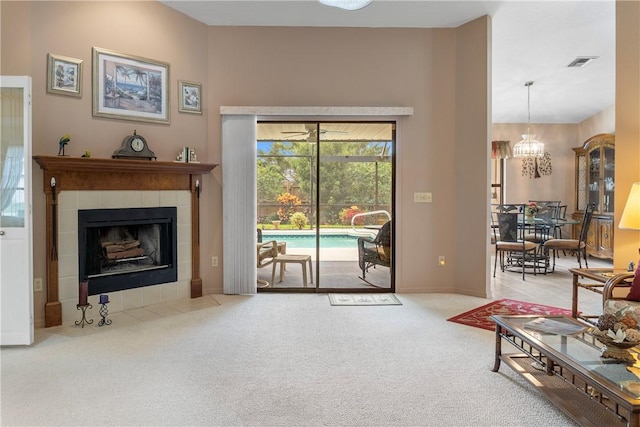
xmin=78 ymin=207 xmax=177 ymax=295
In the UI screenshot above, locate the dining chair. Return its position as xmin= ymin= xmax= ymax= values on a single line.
xmin=554 ymin=204 xmax=568 ymax=238
xmin=491 ymin=204 xmax=539 ymax=280
xmin=543 ymin=203 xmax=595 ymax=272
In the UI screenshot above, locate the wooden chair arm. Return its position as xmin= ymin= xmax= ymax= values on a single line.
xmin=602 ymin=272 xmax=635 ymax=302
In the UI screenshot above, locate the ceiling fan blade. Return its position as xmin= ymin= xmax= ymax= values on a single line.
xmin=319 ymin=129 xmax=348 ymax=135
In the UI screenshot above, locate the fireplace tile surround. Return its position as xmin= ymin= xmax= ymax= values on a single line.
xmin=57 ymin=190 xmax=191 ymax=324
xmin=33 ymin=156 xmax=217 ymax=327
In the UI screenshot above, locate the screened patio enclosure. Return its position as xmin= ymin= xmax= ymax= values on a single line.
xmin=256 ymin=122 xmax=395 ymax=291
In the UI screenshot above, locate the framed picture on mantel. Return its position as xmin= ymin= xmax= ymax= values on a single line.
xmin=92 ymin=47 xmax=170 ymax=124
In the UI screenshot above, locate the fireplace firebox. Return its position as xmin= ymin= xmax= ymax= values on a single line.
xmin=78 ymin=207 xmax=177 ymax=295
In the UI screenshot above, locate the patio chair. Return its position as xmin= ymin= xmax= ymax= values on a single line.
xmin=358 ymin=220 xmax=392 ymax=282
xmin=543 ymin=203 xmax=595 ymax=272
xmin=257 ymin=229 xmax=278 ymax=287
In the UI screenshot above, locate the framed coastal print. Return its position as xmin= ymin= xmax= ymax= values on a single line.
xmin=178 ymin=80 xmax=202 ymax=114
xmin=47 ymin=54 xmax=83 ymax=97
xmin=92 ymin=47 xmax=170 ymax=124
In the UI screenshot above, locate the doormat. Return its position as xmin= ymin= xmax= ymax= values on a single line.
xmin=447 ymin=298 xmax=572 ymax=331
xmin=328 ymin=293 xmax=402 ymax=306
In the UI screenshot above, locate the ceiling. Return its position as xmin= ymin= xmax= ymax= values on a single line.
xmin=160 ymin=0 xmax=616 ymax=124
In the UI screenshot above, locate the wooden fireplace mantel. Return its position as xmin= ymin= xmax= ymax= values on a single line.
xmin=33 ymin=156 xmax=218 ymax=327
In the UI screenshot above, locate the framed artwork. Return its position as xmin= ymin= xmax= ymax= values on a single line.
xmin=47 ymin=54 xmax=83 ymax=97
xmin=92 ymin=47 xmax=170 ymax=124
xmin=178 ymin=80 xmax=202 ymax=114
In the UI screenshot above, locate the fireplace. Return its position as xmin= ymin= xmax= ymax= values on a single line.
xmin=78 ymin=207 xmax=178 ymax=295
xmin=33 ymin=156 xmax=217 ymax=327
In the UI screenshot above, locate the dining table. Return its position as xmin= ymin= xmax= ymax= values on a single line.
xmin=520 ymin=216 xmax=580 ymax=241
xmin=511 ymin=216 xmax=581 ymax=274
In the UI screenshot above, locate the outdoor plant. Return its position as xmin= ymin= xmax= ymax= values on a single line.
xmin=289 ymin=212 xmax=309 ymax=229
xmin=276 ymin=192 xmax=301 ymax=223
xmin=339 ymin=206 xmax=365 ymax=225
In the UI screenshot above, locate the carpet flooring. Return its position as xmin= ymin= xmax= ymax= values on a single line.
xmin=447 ymin=298 xmax=573 ymax=331
xmin=1 ymin=294 xmax=578 ymax=426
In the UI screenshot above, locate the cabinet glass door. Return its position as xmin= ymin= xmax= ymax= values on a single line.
xmin=602 ymin=147 xmax=614 ymax=213
xmin=0 ymin=76 xmax=33 ymax=345
xmin=588 ymin=149 xmax=601 ymax=211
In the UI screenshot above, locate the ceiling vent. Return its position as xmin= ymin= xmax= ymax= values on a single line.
xmin=567 ymin=56 xmax=598 ymax=68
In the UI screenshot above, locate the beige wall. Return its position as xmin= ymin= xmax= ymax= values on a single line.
xmin=578 ymin=105 xmax=615 ymax=142
xmin=2 ymin=1 xmax=493 ymax=326
xmin=615 ymin=0 xmax=640 ymax=268
xmin=206 ymin=19 xmax=490 ymax=297
xmin=3 ymin=1 xmax=638 ymax=327
xmin=492 ymin=107 xmax=616 ymax=217
xmin=492 ymin=123 xmax=578 ymax=211
xmin=2 ymin=1 xmax=211 ymax=327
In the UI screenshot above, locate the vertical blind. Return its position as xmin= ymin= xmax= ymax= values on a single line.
xmin=221 ymin=115 xmax=258 ymax=294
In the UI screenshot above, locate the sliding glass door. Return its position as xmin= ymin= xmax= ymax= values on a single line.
xmin=257 ymin=121 xmax=394 ymax=292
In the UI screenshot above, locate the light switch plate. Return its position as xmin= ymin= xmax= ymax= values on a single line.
xmin=414 ymin=192 xmax=432 ymax=203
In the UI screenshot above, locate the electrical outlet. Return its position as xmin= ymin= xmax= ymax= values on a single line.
xmin=438 ymin=256 xmax=446 ymax=267
xmin=34 ymin=278 xmax=43 ymax=292
xmin=211 ymin=256 xmax=218 ymax=267
xmin=414 ymin=192 xmax=432 ymax=203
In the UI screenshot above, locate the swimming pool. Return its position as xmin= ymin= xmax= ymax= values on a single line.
xmin=261 ymin=233 xmax=361 ymax=249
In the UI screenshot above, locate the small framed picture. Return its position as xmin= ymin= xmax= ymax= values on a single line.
xmin=178 ymin=80 xmax=202 ymax=114
xmin=47 ymin=54 xmax=83 ymax=97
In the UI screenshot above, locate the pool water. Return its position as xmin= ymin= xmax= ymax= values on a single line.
xmin=261 ymin=233 xmax=359 ymax=249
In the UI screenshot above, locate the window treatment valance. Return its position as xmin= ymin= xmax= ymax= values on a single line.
xmin=491 ymin=140 xmax=512 ymax=159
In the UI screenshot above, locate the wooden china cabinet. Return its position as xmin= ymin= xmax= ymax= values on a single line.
xmin=572 ymin=133 xmax=615 ymax=260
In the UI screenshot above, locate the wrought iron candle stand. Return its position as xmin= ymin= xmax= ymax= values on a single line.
xmin=98 ymin=303 xmax=111 ymax=327
xmin=75 ymin=304 xmax=93 ymax=328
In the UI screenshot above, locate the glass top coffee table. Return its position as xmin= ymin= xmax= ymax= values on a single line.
xmin=491 ymin=315 xmax=640 ymax=427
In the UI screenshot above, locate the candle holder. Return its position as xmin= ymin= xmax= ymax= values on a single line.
xmin=98 ymin=303 xmax=112 ymax=327
xmin=75 ymin=303 xmax=93 ymax=328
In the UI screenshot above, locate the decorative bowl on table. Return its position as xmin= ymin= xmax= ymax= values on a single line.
xmin=591 ymin=311 xmax=640 ymax=363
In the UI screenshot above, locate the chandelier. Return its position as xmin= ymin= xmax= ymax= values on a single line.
xmin=512 ymin=81 xmax=545 ymax=158
xmin=318 ymin=0 xmax=373 ymax=10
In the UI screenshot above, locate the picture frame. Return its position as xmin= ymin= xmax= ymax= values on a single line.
xmin=47 ymin=54 xmax=83 ymax=97
xmin=178 ymin=80 xmax=202 ymax=114
xmin=92 ymin=47 xmax=170 ymax=124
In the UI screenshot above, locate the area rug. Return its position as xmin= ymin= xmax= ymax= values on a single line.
xmin=447 ymin=298 xmax=572 ymax=331
xmin=328 ymin=293 xmax=402 ymax=306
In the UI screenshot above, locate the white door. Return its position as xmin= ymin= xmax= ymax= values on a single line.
xmin=0 ymin=76 xmax=33 ymax=345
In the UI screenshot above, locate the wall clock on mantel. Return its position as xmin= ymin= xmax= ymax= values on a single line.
xmin=112 ymin=130 xmax=157 ymax=160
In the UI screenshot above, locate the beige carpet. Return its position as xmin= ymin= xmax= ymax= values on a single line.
xmin=1 ymin=293 xmax=578 ymax=426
